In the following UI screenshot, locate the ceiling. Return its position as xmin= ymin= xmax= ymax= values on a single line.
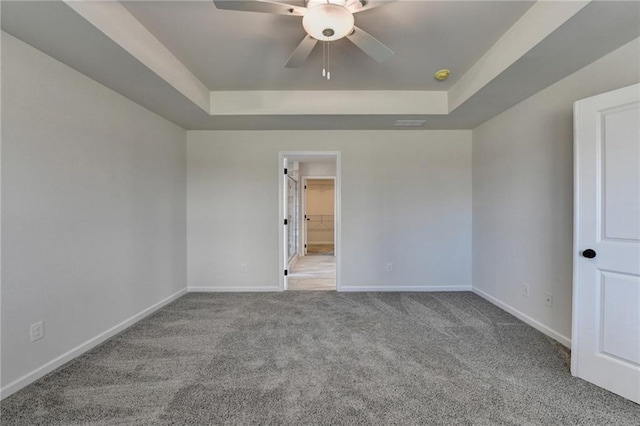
xmin=2 ymin=1 xmax=640 ymax=130
xmin=120 ymin=0 xmax=533 ymax=91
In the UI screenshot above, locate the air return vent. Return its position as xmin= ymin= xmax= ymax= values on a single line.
xmin=393 ymin=119 xmax=426 ymax=127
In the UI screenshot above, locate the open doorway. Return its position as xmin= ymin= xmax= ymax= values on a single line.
xmin=304 ymin=178 xmax=335 ymax=256
xmin=279 ymin=152 xmax=340 ymax=291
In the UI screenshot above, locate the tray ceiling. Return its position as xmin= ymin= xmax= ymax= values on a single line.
xmin=2 ymin=1 xmax=639 ymax=130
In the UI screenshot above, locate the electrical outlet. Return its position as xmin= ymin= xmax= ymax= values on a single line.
xmin=240 ymin=263 xmax=247 ymax=273
xmin=545 ymin=292 xmax=553 ymax=307
xmin=30 ymin=321 xmax=44 ymax=342
xmin=522 ymin=283 xmax=530 ymax=297
xmin=386 ymin=263 xmax=393 ymax=272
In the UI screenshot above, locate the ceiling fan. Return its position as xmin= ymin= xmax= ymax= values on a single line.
xmin=213 ymin=0 xmax=395 ymax=68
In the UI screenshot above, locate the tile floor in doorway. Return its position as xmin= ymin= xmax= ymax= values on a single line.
xmin=287 ymin=255 xmax=336 ymax=291
xmin=306 ymin=243 xmax=334 ymax=255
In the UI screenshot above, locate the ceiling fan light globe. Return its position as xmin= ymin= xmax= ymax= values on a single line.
xmin=302 ymin=4 xmax=354 ymax=41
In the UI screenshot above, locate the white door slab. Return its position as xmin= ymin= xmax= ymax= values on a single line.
xmin=573 ymin=83 xmax=640 ymax=403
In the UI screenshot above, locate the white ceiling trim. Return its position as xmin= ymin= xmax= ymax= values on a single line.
xmin=64 ymin=0 xmax=211 ymax=113
xmin=448 ymin=0 xmax=590 ymax=112
xmin=210 ymin=90 xmax=448 ymax=115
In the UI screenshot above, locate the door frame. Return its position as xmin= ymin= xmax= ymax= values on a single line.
xmin=301 ymin=175 xmax=336 ymax=258
xmin=286 ymin=173 xmax=299 ymax=265
xmin=278 ymin=151 xmax=341 ymax=292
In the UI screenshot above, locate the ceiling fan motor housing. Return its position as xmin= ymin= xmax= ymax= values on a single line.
xmin=302 ymin=3 xmax=355 ymax=41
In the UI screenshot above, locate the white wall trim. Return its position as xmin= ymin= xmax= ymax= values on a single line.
xmin=472 ymin=287 xmax=571 ymax=348
xmin=341 ymin=286 xmax=472 ymax=292
xmin=211 ymin=91 xmax=448 ymax=115
xmin=188 ymin=286 xmax=281 ymax=293
xmin=0 ymin=288 xmax=187 ymax=400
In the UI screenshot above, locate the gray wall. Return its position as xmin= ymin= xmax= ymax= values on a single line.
xmin=1 ymin=33 xmax=187 ymax=390
xmin=187 ymin=130 xmax=472 ymax=291
xmin=472 ymin=38 xmax=640 ymax=345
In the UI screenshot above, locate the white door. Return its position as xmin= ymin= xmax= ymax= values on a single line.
xmin=286 ymin=175 xmax=298 ymax=263
xmin=573 ymin=83 xmax=640 ymax=403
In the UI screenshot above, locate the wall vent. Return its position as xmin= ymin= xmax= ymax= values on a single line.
xmin=393 ymin=119 xmax=426 ymax=127
xmin=393 ymin=119 xmax=427 ymax=127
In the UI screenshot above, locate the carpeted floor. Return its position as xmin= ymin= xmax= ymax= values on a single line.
xmin=2 ymin=292 xmax=639 ymax=425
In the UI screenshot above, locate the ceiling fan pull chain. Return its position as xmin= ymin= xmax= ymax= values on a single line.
xmin=327 ymin=41 xmax=331 ymax=80
xmin=322 ymin=40 xmax=326 ymax=77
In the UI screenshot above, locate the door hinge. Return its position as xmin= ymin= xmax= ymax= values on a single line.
xmin=304 ymin=185 xmax=307 ymax=189
xmin=284 ymin=218 xmax=288 ymax=225
xmin=304 ymin=244 xmax=307 ymax=248
xmin=284 ymin=269 xmax=288 ymax=276
xmin=284 ymin=168 xmax=288 ymax=175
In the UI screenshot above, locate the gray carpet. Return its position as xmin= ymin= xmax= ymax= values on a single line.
xmin=2 ymin=292 xmax=639 ymax=425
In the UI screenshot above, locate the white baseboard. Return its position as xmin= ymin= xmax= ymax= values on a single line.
xmin=472 ymin=287 xmax=571 ymax=348
xmin=188 ymin=286 xmax=281 ymax=292
xmin=0 ymin=288 xmax=187 ymax=400
xmin=339 ymin=285 xmax=472 ymax=292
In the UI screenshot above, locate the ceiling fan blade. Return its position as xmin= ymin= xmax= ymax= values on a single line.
xmin=346 ymin=25 xmax=393 ymax=63
xmin=353 ymin=0 xmax=397 ymax=14
xmin=213 ymin=1 xmax=305 ymax=16
xmin=285 ymin=35 xmax=318 ymax=68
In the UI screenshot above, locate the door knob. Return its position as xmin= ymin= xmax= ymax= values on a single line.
xmin=582 ymin=249 xmax=597 ymax=259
